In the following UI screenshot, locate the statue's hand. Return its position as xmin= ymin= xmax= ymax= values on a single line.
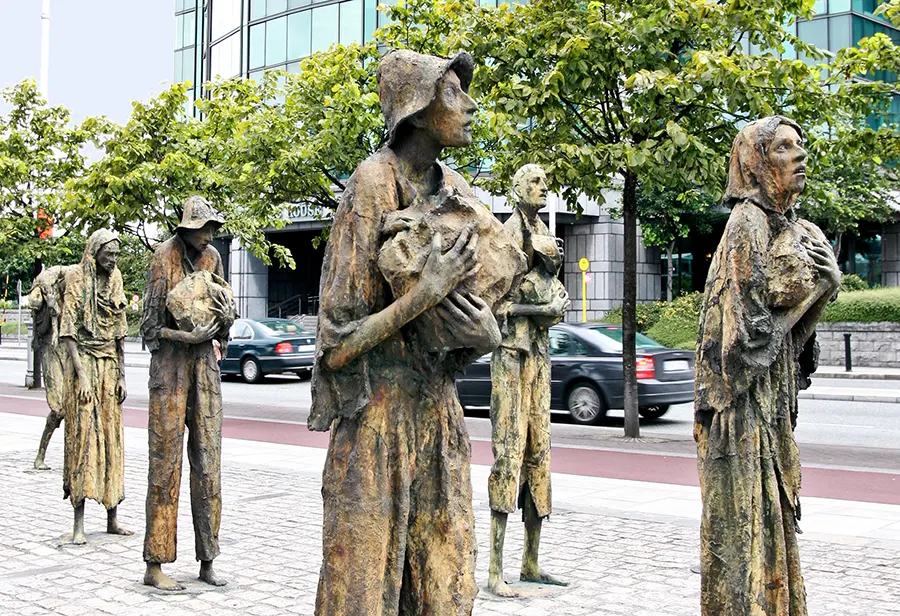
xmin=186 ymin=321 xmax=218 ymax=345
xmin=805 ymin=236 xmax=841 ymax=291
xmin=116 ymin=375 xmax=127 ymax=404
xmin=436 ymin=291 xmax=500 ymax=353
xmin=419 ymin=225 xmax=480 ymax=306
xmin=77 ymin=375 xmax=92 ymax=405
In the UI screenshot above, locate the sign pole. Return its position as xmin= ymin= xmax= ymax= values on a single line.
xmin=578 ymin=258 xmax=590 ymax=323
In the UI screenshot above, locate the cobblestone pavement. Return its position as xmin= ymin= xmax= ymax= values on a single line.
xmin=0 ymin=415 xmax=898 ymax=616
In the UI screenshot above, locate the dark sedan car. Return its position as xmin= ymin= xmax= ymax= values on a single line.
xmin=221 ymin=318 xmax=316 ymax=383
xmin=455 ymin=322 xmax=695 ymax=425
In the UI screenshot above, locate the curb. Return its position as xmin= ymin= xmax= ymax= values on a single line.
xmin=816 ymin=372 xmax=900 ymax=381
xmin=799 ymin=391 xmax=900 ymax=403
xmin=0 ymin=355 xmax=149 ymax=369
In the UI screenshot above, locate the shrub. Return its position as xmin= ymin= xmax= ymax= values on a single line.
xmin=840 ymin=274 xmax=870 ymax=293
xmin=600 ymin=301 xmax=664 ymax=330
xmin=126 ymin=310 xmax=143 ymax=338
xmin=821 ymin=288 xmax=900 ymax=323
xmin=645 ymin=292 xmax=702 ymax=349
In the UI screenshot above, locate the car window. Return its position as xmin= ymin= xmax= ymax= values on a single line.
xmin=258 ymin=319 xmax=308 ymax=337
xmin=589 ymin=325 xmax=664 ymax=349
xmin=230 ymin=322 xmax=252 ymax=340
xmin=549 ymin=330 xmax=588 ymax=356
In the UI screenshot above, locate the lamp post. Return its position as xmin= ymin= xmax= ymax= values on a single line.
xmin=40 ymin=0 xmax=51 ymax=100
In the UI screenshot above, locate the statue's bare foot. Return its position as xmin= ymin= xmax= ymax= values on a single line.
xmin=520 ymin=568 xmax=568 ymax=586
xmin=106 ymin=521 xmax=134 ymax=536
xmin=144 ymin=564 xmax=185 ymax=591
xmin=71 ymin=530 xmax=87 ymax=545
xmin=488 ymin=577 xmax=521 ymax=598
xmin=199 ymin=561 xmax=227 ymax=587
xmin=33 ymin=459 xmax=51 ymax=471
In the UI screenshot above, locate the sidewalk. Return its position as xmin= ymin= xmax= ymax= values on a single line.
xmin=1 ymin=411 xmax=898 ymax=615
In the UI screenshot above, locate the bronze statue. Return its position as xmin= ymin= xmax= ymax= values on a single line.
xmin=141 ymin=196 xmax=235 ymax=591
xmin=488 ymin=164 xmax=568 ymax=597
xmin=694 ymin=116 xmax=841 ymax=615
xmin=29 ymin=265 xmax=73 ymax=470
xmin=57 ymin=230 xmax=132 ymax=544
xmin=309 ymin=50 xmax=522 ymax=615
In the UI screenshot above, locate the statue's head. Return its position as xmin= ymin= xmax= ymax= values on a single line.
xmin=84 ymin=229 xmax=120 ymax=276
xmin=512 ymin=163 xmax=549 ymax=214
xmin=377 ymin=50 xmax=478 ymax=149
xmin=723 ymin=115 xmax=807 ymax=214
xmin=176 ymin=196 xmax=224 ymax=252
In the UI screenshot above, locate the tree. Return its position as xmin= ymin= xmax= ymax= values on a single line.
xmin=62 ymin=80 xmax=297 ymax=266
xmin=0 ymin=80 xmax=99 ymax=296
xmin=380 ymin=0 xmax=838 ymax=437
xmin=636 ymin=185 xmax=716 ymax=301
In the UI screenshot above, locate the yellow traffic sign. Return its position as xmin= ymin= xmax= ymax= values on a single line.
xmin=578 ymin=258 xmax=590 ymax=272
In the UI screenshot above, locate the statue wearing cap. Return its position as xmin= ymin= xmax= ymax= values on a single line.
xmin=57 ymin=229 xmax=132 ymax=544
xmin=310 ymin=50 xmax=521 ymax=615
xmin=140 ymin=196 xmax=236 ymax=591
xmin=487 ymin=163 xmax=569 ymax=597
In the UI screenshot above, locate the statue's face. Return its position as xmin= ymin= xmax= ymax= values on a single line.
xmin=182 ymin=223 xmax=216 ymax=252
xmin=765 ymin=124 xmax=807 ymax=208
xmin=516 ymin=167 xmax=549 ymax=211
xmin=96 ymin=241 xmax=120 ymax=275
xmin=417 ymin=70 xmax=478 ymax=148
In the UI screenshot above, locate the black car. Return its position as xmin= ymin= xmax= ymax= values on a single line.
xmin=221 ymin=318 xmax=316 ymax=383
xmin=455 ymin=322 xmax=695 ymax=425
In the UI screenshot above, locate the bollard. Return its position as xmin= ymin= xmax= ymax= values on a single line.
xmin=25 ymin=323 xmax=36 ymax=388
xmin=843 ymin=333 xmax=852 ymax=372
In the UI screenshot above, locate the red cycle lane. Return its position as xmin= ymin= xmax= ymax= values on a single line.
xmin=3 ymin=394 xmax=897 ymax=506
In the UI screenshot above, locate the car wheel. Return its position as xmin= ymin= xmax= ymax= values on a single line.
xmin=295 ymin=369 xmax=311 ymax=380
xmin=241 ymin=357 xmax=263 ymax=383
xmin=639 ymin=405 xmax=670 ymax=420
xmin=566 ymin=383 xmax=607 ymax=425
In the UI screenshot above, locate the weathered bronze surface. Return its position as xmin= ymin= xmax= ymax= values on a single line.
xmin=310 ymin=50 xmax=519 ymax=616
xmin=57 ymin=230 xmax=132 ymax=544
xmin=487 ymin=164 xmax=568 ymax=598
xmin=141 ymin=196 xmax=234 ymax=591
xmin=694 ymin=117 xmax=841 ymax=616
xmin=29 ymin=265 xmax=73 ymax=470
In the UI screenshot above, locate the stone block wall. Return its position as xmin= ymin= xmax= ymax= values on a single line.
xmin=815 ymin=322 xmax=900 ymax=367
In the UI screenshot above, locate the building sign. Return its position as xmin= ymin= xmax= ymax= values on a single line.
xmin=289 ymin=203 xmax=334 ymax=222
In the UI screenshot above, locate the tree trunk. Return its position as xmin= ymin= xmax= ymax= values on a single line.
xmin=622 ymin=171 xmax=640 ymax=439
xmin=666 ymin=240 xmax=675 ymax=303
xmin=832 ymin=231 xmax=842 ymax=260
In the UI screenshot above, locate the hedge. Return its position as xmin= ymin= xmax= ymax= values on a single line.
xmin=821 ymin=287 xmax=900 ymax=323
xmin=597 ymin=287 xmax=900 ymax=350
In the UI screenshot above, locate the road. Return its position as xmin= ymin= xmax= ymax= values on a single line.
xmin=2 ymin=358 xmax=899 ymax=469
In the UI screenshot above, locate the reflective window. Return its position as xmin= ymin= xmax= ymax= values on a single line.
xmin=378 ymin=0 xmax=397 ymax=28
xmin=176 ymin=14 xmax=185 ymax=48
xmin=268 ymin=0 xmax=288 ymax=14
xmin=211 ymin=0 xmax=241 ymax=40
xmin=174 ymin=49 xmax=183 ymax=82
xmin=829 ymin=15 xmax=852 ymax=50
xmin=830 ymin=0 xmax=852 ymax=11
xmin=340 ymin=0 xmax=363 ymax=45
xmin=812 ymin=0 xmax=827 ymax=14
xmin=210 ymin=33 xmax=241 ymax=78
xmin=251 ymin=0 xmax=266 ymax=21
xmin=250 ymin=23 xmax=266 ymax=69
xmin=266 ymin=16 xmax=288 ymax=65
xmin=288 ymin=10 xmax=312 ymax=60
xmin=183 ymin=11 xmax=196 ymax=48
xmin=312 ymin=4 xmax=339 ymax=53
xmin=798 ymin=19 xmax=828 ymax=64
xmin=365 ymin=0 xmax=377 ymax=40
xmin=289 ymin=0 xmax=312 ymax=7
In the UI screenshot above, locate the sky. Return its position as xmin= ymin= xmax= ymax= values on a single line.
xmin=0 ymin=0 xmax=175 ymax=124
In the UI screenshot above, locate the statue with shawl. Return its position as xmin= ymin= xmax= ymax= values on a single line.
xmin=694 ymin=116 xmax=841 ymax=615
xmin=58 ymin=229 xmax=133 ymax=544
